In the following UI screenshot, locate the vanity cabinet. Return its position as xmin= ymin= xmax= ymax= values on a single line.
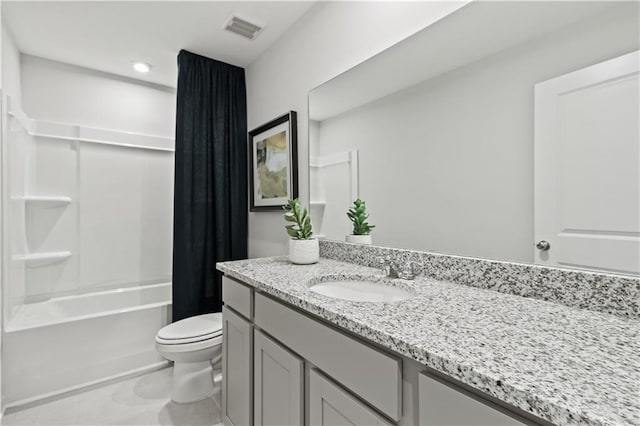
xmin=418 ymin=373 xmax=527 ymax=426
xmin=223 ymin=275 xmax=253 ymax=318
xmin=309 ymin=369 xmax=392 ymax=426
xmin=254 ymin=329 xmax=304 ymax=426
xmin=221 ymin=275 xmax=541 ymax=426
xmin=222 ymin=276 xmax=255 ymax=426
xmin=222 ymin=306 xmax=253 ymax=426
xmin=253 ymin=292 xmax=402 ymax=422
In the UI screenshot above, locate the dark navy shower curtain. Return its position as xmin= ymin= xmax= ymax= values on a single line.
xmin=172 ymin=50 xmax=248 ymax=321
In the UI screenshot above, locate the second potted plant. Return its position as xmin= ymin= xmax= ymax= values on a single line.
xmin=284 ymin=199 xmax=319 ymax=264
xmin=346 ymin=198 xmax=375 ymax=245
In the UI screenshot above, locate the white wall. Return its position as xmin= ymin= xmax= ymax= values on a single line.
xmin=21 ymin=55 xmax=175 ymax=138
xmin=313 ymin=6 xmax=639 ymax=263
xmin=245 ymin=1 xmax=468 ymax=258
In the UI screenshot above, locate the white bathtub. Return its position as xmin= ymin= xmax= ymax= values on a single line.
xmin=3 ymin=282 xmax=172 ymax=406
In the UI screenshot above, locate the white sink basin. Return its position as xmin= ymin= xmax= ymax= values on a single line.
xmin=309 ymin=280 xmax=413 ymax=302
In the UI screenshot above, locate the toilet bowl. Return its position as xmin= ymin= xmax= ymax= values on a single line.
xmin=156 ymin=313 xmax=223 ymax=404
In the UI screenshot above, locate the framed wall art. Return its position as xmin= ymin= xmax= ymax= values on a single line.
xmin=248 ymin=111 xmax=298 ymax=211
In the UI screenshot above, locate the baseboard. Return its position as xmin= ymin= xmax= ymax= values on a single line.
xmin=4 ymin=360 xmax=171 ymax=414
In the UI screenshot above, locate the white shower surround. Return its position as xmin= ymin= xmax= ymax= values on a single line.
xmin=3 ymin=99 xmax=174 ymax=310
xmin=1 ymin=98 xmax=175 ymax=406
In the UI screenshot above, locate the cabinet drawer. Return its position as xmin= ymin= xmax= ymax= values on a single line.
xmin=254 ymin=292 xmax=402 ymax=422
xmin=222 ymin=276 xmax=253 ymax=319
xmin=419 ymin=372 xmax=529 ymax=426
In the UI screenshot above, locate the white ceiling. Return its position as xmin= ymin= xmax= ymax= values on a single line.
xmin=2 ymin=1 xmax=316 ymax=88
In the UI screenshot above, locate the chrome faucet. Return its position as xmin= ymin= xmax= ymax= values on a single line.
xmin=378 ymin=256 xmax=395 ymax=277
xmin=377 ymin=256 xmax=423 ymax=280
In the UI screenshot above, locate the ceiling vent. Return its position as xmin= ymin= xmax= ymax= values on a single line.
xmin=223 ymin=15 xmax=264 ymax=40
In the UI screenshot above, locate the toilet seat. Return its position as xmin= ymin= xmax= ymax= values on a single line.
xmin=155 ymin=313 xmax=223 ymax=346
xmin=156 ymin=330 xmax=222 ymax=345
xmin=156 ymin=333 xmax=223 ymax=354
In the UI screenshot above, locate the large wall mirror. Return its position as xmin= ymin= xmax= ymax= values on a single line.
xmin=309 ymin=1 xmax=640 ymax=275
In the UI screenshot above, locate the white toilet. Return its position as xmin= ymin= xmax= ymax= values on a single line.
xmin=155 ymin=313 xmax=223 ymax=404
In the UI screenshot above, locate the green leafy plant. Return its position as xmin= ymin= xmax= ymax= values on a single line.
xmin=283 ymin=198 xmax=314 ymax=240
xmin=347 ymin=199 xmax=375 ymax=235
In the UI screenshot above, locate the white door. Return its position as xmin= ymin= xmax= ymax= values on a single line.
xmin=534 ymin=50 xmax=640 ymax=275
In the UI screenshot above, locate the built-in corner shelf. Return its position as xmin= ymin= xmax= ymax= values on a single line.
xmin=309 ymin=202 xmax=327 ymax=239
xmin=12 ymin=251 xmax=72 ymax=267
xmin=6 ymin=97 xmax=175 ymax=153
xmin=12 ymin=196 xmax=72 ymax=207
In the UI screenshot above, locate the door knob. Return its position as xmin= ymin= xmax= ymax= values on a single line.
xmin=536 ymin=240 xmax=551 ymax=251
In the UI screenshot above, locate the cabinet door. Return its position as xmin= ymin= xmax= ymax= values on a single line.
xmin=254 ymin=330 xmax=303 ymax=426
xmin=222 ymin=306 xmax=253 ymax=426
xmin=419 ymin=372 xmax=528 ymax=425
xmin=309 ymin=369 xmax=392 ymax=426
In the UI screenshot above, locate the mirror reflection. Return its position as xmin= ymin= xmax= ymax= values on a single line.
xmin=309 ymin=1 xmax=639 ymax=275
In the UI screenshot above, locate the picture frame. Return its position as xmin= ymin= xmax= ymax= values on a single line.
xmin=248 ymin=111 xmax=298 ymax=212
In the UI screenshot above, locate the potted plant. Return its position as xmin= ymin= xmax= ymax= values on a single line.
xmin=346 ymin=198 xmax=375 ymax=245
xmin=284 ymin=199 xmax=319 ymax=264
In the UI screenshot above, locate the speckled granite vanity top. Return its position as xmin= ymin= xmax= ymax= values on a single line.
xmin=216 ymin=256 xmax=640 ymax=426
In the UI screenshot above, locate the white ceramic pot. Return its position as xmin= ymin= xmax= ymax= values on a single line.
xmin=289 ymin=238 xmax=319 ymax=265
xmin=346 ymin=234 xmax=372 ymax=245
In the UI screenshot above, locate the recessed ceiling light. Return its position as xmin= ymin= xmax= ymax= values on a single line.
xmin=132 ymin=61 xmax=152 ymax=73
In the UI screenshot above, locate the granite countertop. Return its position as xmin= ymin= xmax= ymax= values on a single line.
xmin=216 ymin=256 xmax=640 ymax=426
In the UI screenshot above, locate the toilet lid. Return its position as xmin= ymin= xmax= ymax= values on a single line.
xmin=157 ymin=313 xmax=223 ymax=342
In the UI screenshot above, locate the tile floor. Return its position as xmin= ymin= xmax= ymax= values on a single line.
xmin=1 ymin=367 xmax=222 ymax=426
